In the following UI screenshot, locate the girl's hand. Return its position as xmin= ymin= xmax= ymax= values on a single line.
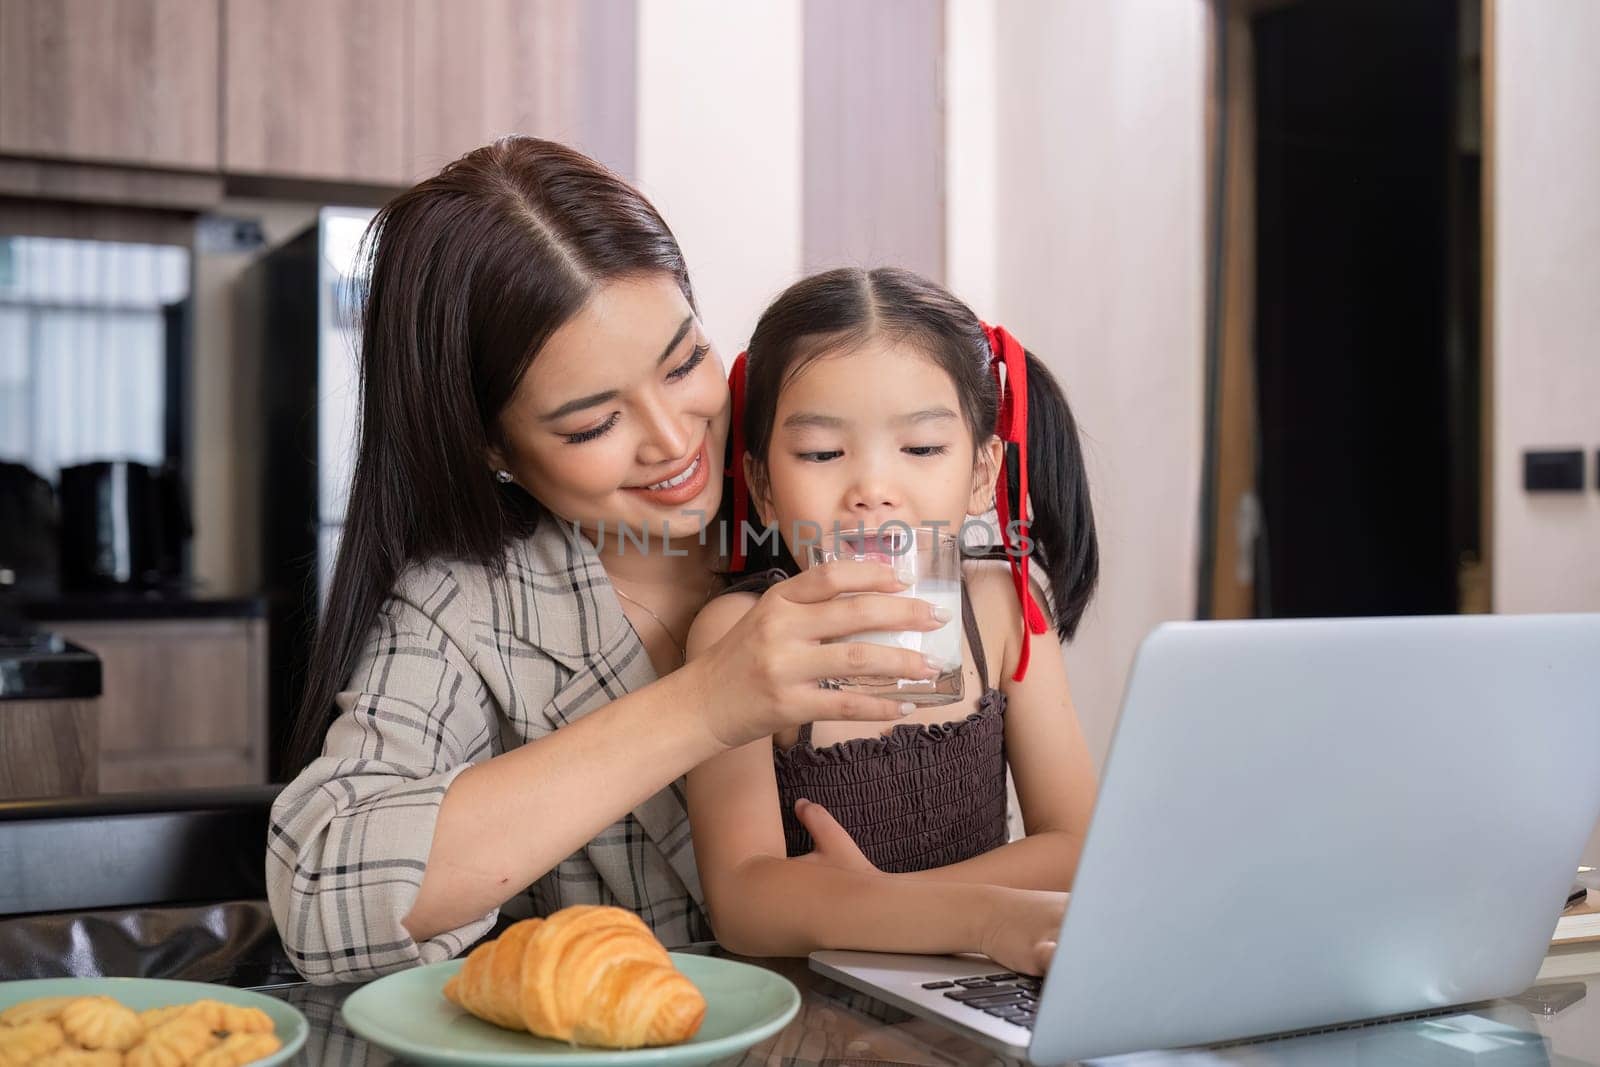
xmin=692 ymin=560 xmax=950 ymax=749
xmin=791 ymin=799 xmax=882 ymax=875
xmin=977 ymin=887 xmax=1068 ymax=976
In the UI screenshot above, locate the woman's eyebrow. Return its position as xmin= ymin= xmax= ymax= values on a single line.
xmin=654 ymin=315 xmax=695 ymax=366
xmin=539 ymin=316 xmax=695 ymax=422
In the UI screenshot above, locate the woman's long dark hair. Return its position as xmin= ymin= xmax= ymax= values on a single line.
xmin=734 ymin=267 xmax=1098 ymax=641
xmin=284 ymin=138 xmax=694 ymax=774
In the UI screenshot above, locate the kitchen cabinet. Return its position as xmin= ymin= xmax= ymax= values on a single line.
xmin=45 ymin=616 xmax=268 ymax=792
xmin=0 ymin=701 xmax=97 ymax=799
xmin=0 ymin=0 xmax=221 ymax=170
xmin=1 ymin=0 xmax=639 ymax=194
xmin=408 ymin=0 xmax=636 ymax=180
xmin=222 ymin=0 xmax=408 ymax=184
xmin=0 ymin=632 xmax=100 ymax=799
xmin=409 ymin=0 xmax=579 ymax=179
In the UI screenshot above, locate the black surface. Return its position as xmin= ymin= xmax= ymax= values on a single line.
xmin=0 ymin=462 xmax=58 ymax=597
xmin=0 ymin=786 xmax=281 ymax=821
xmin=18 ymin=591 xmax=268 ymax=622
xmin=1253 ymin=0 xmax=1463 ymax=618
xmin=0 ymin=632 xmax=101 ymax=701
xmin=1523 ymin=450 xmax=1585 ymax=492
xmin=0 ymin=785 xmax=281 ymax=915
xmin=0 ymin=900 xmax=296 ymax=985
xmin=57 ymin=461 xmax=190 ymax=591
xmin=238 ymin=225 xmax=323 ymax=781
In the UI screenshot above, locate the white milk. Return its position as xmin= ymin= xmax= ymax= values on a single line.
xmin=849 ymin=577 xmax=965 ymax=672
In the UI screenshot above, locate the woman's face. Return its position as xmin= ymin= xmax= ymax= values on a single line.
xmin=492 ymin=272 xmax=728 ymax=542
xmin=751 ymin=338 xmax=999 ymax=563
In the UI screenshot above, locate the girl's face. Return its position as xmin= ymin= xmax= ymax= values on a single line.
xmin=491 ymin=272 xmax=729 ymax=542
xmin=751 ymin=337 xmax=1001 ymax=562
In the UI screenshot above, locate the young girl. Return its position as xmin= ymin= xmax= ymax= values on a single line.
xmin=685 ymin=267 xmax=1100 ymax=977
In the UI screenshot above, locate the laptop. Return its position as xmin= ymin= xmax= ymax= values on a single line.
xmin=811 ymin=614 xmax=1600 ymax=1064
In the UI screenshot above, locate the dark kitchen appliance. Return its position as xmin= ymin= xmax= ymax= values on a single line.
xmin=56 ymin=460 xmax=190 ymax=590
xmin=0 ymin=461 xmax=57 ymax=596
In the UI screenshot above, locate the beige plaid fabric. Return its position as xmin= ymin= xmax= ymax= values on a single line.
xmin=266 ymin=516 xmax=710 ymax=984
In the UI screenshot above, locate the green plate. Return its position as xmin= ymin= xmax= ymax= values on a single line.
xmin=0 ymin=977 xmax=307 ymax=1066
xmin=340 ymin=953 xmax=801 ymax=1067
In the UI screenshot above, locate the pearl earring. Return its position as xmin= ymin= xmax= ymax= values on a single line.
xmin=495 ymin=470 xmax=514 ymax=484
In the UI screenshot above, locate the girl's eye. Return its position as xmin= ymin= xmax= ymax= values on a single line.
xmin=904 ymin=445 xmax=950 ymax=457
xmin=666 ymin=343 xmax=710 ymax=382
xmin=797 ymin=450 xmax=843 ymax=463
xmin=562 ymin=412 xmax=620 ymax=444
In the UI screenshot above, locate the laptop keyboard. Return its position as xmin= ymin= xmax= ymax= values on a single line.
xmin=920 ymin=972 xmax=1043 ymax=1029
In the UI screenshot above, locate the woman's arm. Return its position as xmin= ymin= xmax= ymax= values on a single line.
xmin=684 ymin=596 xmax=1066 ymax=976
xmin=271 ymin=576 xmax=728 ymax=982
xmin=408 ymin=562 xmax=952 ymax=939
xmin=272 ymin=559 xmax=950 ymax=982
xmin=268 ymin=574 xmax=525 ymax=983
xmin=402 ymin=665 xmax=725 ymax=940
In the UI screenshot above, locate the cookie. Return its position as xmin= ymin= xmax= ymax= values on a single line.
xmin=0 ymin=997 xmax=77 ymax=1029
xmin=31 ymin=1050 xmax=123 ymax=1067
xmin=126 ymin=1014 xmax=219 ymax=1067
xmin=134 ymin=1008 xmax=189 ymax=1032
xmin=60 ymin=998 xmax=143 ymax=1053
xmin=190 ymin=1033 xmax=280 ymax=1067
xmin=173 ymin=1004 xmax=272 ymax=1037
xmin=0 ymin=1020 xmax=66 ymax=1066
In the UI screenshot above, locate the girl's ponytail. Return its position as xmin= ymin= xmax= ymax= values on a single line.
xmin=982 ymin=324 xmax=1099 ymax=679
xmin=1011 ymin=348 xmax=1099 ymax=644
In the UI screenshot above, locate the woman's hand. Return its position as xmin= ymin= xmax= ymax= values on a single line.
xmin=976 ymin=887 xmax=1068 ymax=976
xmin=689 ymin=560 xmax=950 ymax=750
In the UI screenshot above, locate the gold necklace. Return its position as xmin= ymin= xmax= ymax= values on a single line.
xmin=612 ymin=586 xmax=690 ymax=665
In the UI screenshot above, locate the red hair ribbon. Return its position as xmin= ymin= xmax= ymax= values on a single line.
xmin=727 ymin=351 xmax=751 ymax=570
xmin=982 ymin=322 xmax=1048 ymax=682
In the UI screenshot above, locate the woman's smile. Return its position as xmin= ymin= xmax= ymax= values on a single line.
xmin=624 ymin=438 xmax=712 ymax=508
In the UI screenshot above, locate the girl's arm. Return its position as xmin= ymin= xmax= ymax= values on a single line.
xmin=896 ymin=567 xmax=1097 ymax=890
xmin=684 ymin=594 xmax=1066 ymax=976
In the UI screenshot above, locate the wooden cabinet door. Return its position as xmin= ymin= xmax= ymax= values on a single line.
xmin=408 ymin=0 xmax=636 ymax=182
xmin=0 ymin=0 xmax=220 ymax=170
xmin=222 ymin=0 xmax=407 ymax=183
xmin=48 ymin=618 xmax=268 ymax=792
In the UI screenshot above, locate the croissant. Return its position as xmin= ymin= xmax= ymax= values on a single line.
xmin=442 ymin=906 xmax=706 ymax=1048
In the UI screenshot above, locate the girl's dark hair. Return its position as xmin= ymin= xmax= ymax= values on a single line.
xmin=736 ymin=267 xmax=1098 ymax=641
xmin=284 ymin=137 xmax=695 ymax=774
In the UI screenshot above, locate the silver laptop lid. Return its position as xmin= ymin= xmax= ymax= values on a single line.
xmin=1032 ymin=614 xmax=1600 ymax=1065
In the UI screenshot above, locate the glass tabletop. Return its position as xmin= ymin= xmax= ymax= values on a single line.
xmin=253 ymin=950 xmax=1600 ymax=1067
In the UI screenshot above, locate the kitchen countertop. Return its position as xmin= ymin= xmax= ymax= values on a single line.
xmin=3 ymin=891 xmax=1597 ymax=1064
xmin=252 ymin=953 xmax=1600 ymax=1067
xmin=16 ymin=590 xmax=268 ymax=622
xmin=0 ymin=631 xmax=101 ymax=701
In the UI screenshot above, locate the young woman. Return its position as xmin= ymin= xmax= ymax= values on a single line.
xmin=266 ymin=140 xmax=953 ymax=983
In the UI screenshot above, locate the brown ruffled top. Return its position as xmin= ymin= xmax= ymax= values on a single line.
xmin=772 ymin=591 xmax=1008 ymax=873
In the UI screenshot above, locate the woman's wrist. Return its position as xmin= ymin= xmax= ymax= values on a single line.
xmin=652 ymin=655 xmax=736 ymax=761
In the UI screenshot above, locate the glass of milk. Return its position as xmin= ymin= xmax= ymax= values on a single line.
xmin=806 ymin=523 xmax=965 ymax=706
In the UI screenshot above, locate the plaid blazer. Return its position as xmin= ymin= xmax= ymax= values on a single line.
xmin=266 ymin=516 xmax=711 ymax=984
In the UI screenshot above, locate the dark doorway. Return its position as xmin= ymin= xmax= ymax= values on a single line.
xmin=1251 ymin=0 xmax=1480 ymax=618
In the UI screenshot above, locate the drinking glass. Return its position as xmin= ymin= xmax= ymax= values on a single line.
xmin=807 ymin=524 xmax=964 ymax=706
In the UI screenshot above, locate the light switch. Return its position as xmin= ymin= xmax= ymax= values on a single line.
xmin=1523 ymin=450 xmax=1584 ymax=492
